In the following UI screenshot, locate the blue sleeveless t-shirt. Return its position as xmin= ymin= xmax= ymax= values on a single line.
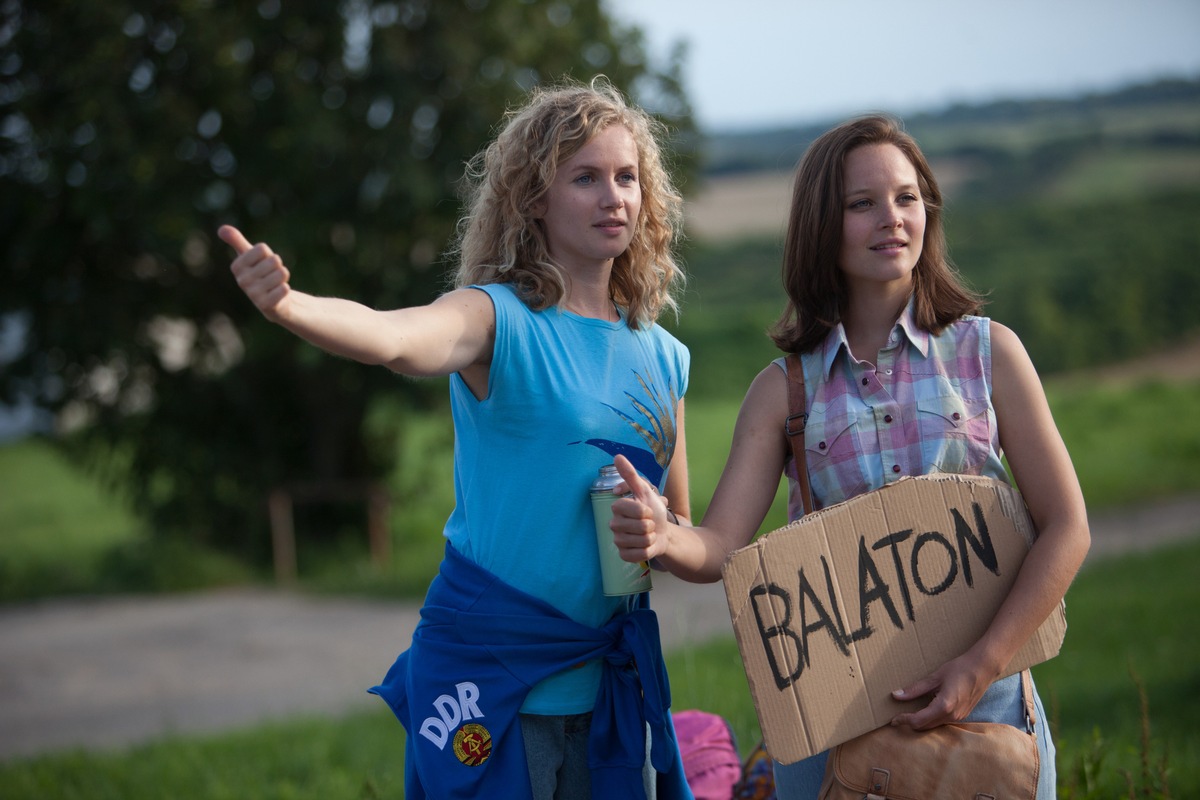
xmin=444 ymin=283 xmax=689 ymax=714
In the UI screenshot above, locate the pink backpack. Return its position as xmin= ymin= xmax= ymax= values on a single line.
xmin=674 ymin=710 xmax=742 ymax=800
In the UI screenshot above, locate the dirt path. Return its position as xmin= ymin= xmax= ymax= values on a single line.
xmin=1 ymin=495 xmax=1197 ymax=763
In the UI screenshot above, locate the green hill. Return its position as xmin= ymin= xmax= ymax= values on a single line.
xmin=700 ymin=76 xmax=1200 ymax=181
xmin=671 ymin=77 xmax=1200 ymax=397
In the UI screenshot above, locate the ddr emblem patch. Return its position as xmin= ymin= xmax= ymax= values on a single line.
xmin=453 ymin=723 xmax=492 ymax=766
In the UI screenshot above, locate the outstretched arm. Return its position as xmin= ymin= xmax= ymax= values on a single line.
xmin=219 ymin=225 xmax=494 ymax=378
xmin=610 ymin=365 xmax=790 ymax=582
xmin=890 ymin=321 xmax=1090 ymax=729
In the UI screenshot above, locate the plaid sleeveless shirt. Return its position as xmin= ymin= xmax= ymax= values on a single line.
xmin=780 ymin=301 xmax=1008 ymax=520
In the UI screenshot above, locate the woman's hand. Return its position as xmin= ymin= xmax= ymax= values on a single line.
xmin=216 ymin=225 xmax=495 ymax=380
xmin=609 ymin=454 xmax=674 ymax=564
xmin=888 ymin=650 xmax=998 ymax=730
xmin=220 ymin=225 xmax=293 ymax=322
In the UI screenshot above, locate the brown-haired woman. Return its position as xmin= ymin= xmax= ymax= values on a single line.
xmin=612 ymin=114 xmax=1089 ymax=798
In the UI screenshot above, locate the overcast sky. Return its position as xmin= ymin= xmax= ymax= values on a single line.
xmin=605 ymin=0 xmax=1200 ymax=131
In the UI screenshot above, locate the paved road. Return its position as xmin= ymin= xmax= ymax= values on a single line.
xmin=2 ymin=495 xmax=1198 ymax=762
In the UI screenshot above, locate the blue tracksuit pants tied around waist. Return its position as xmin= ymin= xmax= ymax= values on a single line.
xmin=368 ymin=543 xmax=693 ymax=800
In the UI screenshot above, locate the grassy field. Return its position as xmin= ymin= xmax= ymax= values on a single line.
xmin=0 ymin=441 xmax=252 ymax=602
xmin=1 ymin=373 xmax=1198 ymax=797
xmin=1 ymin=537 xmax=1193 ymax=798
xmin=0 ymin=442 xmax=141 ymax=565
xmin=3 ymin=372 xmax=1200 ymax=600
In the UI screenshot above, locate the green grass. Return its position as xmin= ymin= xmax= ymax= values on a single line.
xmin=0 ymin=378 xmax=1196 ymax=795
xmin=0 ymin=712 xmax=406 ymax=800
xmin=1039 ymin=538 xmax=1200 ymax=795
xmin=2 ymin=538 xmax=1194 ymax=798
xmin=0 ymin=440 xmax=253 ymax=601
xmin=2 ymin=376 xmax=1198 ymax=601
xmin=1047 ymin=379 xmax=1200 ymax=509
xmin=0 ymin=439 xmax=141 ymax=563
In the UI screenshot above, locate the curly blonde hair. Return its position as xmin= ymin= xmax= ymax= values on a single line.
xmin=450 ymin=77 xmax=685 ymax=329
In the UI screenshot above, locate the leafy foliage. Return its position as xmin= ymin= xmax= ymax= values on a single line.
xmin=678 ymin=188 xmax=1200 ymax=386
xmin=949 ymin=191 xmax=1200 ymax=373
xmin=0 ymin=0 xmax=696 ymax=559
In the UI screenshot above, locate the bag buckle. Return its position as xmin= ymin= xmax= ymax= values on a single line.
xmin=784 ymin=412 xmax=807 ymax=437
xmin=867 ymin=767 xmax=890 ymax=798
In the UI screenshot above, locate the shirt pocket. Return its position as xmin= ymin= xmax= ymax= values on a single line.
xmin=915 ymin=394 xmax=993 ymax=475
xmin=803 ymin=409 xmax=871 ymax=507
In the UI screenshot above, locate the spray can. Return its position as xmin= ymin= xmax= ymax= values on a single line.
xmin=589 ymin=464 xmax=653 ymax=596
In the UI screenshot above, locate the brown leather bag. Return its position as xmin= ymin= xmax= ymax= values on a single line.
xmin=816 ymin=672 xmax=1040 ymax=800
xmin=783 ymin=354 xmax=1041 ymax=800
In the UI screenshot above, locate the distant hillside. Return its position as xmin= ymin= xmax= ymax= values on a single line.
xmin=685 ymin=76 xmax=1200 ymax=247
xmin=672 ymin=76 xmax=1200 ymax=393
xmin=684 ymin=75 xmax=1200 ymax=243
xmin=699 ymin=76 xmax=1200 ymax=177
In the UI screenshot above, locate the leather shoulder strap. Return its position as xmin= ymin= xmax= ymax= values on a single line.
xmin=784 ymin=353 xmax=814 ymax=516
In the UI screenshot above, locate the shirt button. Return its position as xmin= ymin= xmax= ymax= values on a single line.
xmin=884 ymin=415 xmax=893 ymax=423
xmin=818 ymin=441 xmax=827 ymax=450
xmin=952 ymin=412 xmax=961 ymax=421
xmin=892 ymin=465 xmax=901 ymax=474
xmin=861 ymin=377 xmax=869 ymax=386
xmin=885 ymin=369 xmax=893 ymax=375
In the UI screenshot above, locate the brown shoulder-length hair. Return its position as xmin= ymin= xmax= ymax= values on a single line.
xmin=770 ymin=114 xmax=982 ymax=354
xmin=449 ymin=77 xmax=685 ymax=329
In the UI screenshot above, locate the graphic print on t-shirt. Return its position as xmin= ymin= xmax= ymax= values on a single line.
xmin=573 ymin=370 xmax=679 ymax=486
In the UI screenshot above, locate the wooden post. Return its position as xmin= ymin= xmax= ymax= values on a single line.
xmin=267 ymin=488 xmax=297 ymax=585
xmin=367 ymin=485 xmax=391 ymax=566
xmin=266 ymin=482 xmax=391 ymax=584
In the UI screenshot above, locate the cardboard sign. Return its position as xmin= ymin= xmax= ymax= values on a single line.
xmin=721 ymin=474 xmax=1067 ymax=765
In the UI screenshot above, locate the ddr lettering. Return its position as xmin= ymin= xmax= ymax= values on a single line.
xmin=419 ymin=681 xmax=485 ymax=749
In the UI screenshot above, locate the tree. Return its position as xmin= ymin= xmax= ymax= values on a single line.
xmin=0 ymin=0 xmax=696 ymax=560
